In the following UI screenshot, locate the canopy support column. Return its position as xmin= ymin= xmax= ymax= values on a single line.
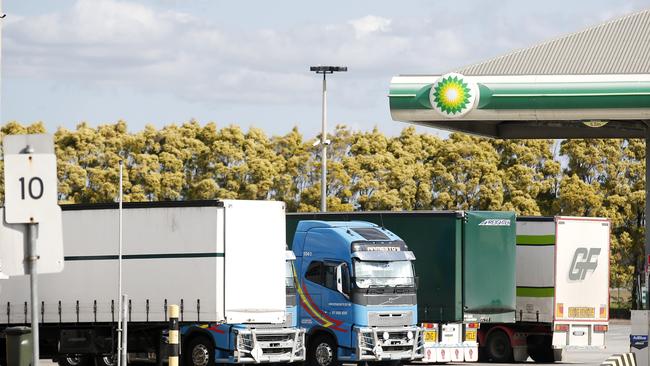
xmin=646 ymin=130 xmax=650 ymax=310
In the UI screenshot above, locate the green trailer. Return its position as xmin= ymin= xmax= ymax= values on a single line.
xmin=286 ymin=210 xmax=516 ymax=363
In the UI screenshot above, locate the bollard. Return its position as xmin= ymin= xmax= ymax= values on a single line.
xmin=5 ymin=326 xmax=32 ymax=366
xmin=168 ymin=304 xmax=180 ymax=366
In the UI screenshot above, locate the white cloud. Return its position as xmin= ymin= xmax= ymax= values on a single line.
xmin=348 ymin=15 xmax=392 ymax=39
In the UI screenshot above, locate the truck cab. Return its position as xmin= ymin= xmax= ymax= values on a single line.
xmin=292 ymin=220 xmax=422 ymax=366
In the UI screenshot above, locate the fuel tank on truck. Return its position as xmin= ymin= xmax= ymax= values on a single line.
xmin=286 ymin=211 xmax=517 ymax=324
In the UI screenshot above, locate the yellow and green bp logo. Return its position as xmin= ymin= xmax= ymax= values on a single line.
xmin=430 ymin=73 xmax=477 ymax=117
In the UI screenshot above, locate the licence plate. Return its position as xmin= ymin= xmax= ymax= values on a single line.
xmin=424 ymin=331 xmax=437 ymax=342
xmin=466 ymin=330 xmax=477 ymax=341
xmin=568 ymin=307 xmax=595 ymax=318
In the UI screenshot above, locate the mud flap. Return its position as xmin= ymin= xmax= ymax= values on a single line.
xmin=513 ymin=346 xmax=529 ymax=362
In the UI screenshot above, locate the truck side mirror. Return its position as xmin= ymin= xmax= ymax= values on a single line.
xmin=336 ymin=263 xmax=350 ymax=297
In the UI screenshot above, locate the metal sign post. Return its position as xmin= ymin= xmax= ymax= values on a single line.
xmin=2 ymin=134 xmax=60 ymax=366
xmin=27 ymin=222 xmax=39 ymax=364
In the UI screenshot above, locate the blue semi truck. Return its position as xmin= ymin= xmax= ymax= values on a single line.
xmin=291 ymin=220 xmax=423 ymax=366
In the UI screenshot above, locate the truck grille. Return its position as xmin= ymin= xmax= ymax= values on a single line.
xmin=235 ymin=328 xmax=305 ymax=362
xmin=368 ymin=311 xmax=413 ymax=327
xmin=356 ymin=326 xmax=423 ymax=361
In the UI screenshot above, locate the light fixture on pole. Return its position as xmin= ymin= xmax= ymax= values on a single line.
xmin=309 ymin=65 xmax=347 ymax=212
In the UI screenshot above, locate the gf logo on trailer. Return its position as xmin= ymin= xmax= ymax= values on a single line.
xmin=569 ymin=248 xmax=601 ymax=280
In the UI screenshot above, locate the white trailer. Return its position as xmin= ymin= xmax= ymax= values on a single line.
xmin=0 ymin=200 xmax=305 ymax=366
xmin=513 ymin=216 xmax=609 ymax=361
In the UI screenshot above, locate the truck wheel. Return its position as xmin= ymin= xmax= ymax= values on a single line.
xmin=184 ymin=335 xmax=215 ymax=366
xmin=95 ymin=354 xmax=117 ymax=366
xmin=57 ymin=355 xmax=91 ymax=366
xmin=485 ymin=330 xmax=513 ymax=363
xmin=307 ymin=335 xmax=339 ymax=366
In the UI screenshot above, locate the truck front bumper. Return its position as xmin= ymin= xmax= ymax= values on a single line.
xmin=228 ymin=327 xmax=306 ymax=363
xmin=355 ymin=326 xmax=423 ymax=361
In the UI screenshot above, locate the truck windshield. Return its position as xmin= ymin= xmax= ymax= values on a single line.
xmin=353 ymin=260 xmax=414 ymax=288
xmin=286 ymin=261 xmax=295 ymax=288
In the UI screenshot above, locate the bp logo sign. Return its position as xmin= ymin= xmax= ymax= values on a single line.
xmin=430 ymin=73 xmax=478 ymax=118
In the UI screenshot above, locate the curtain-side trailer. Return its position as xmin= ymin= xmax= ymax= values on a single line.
xmin=478 ymin=216 xmax=610 ymax=362
xmin=0 ymin=200 xmax=305 ymax=366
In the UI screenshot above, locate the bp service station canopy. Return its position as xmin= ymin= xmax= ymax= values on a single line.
xmin=389 ymin=9 xmax=650 ymax=139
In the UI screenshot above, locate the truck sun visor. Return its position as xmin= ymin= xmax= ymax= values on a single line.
xmin=352 ymin=250 xmax=416 ymax=261
xmin=351 ymin=240 xmax=408 ymax=252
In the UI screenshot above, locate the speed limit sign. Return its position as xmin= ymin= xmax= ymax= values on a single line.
xmin=3 ymin=134 xmax=58 ymax=224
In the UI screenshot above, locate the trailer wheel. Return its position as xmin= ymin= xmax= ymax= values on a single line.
xmin=485 ymin=330 xmax=513 ymax=363
xmin=57 ymin=355 xmax=90 ymax=366
xmin=184 ymin=335 xmax=215 ymax=366
xmin=307 ymin=335 xmax=339 ymax=366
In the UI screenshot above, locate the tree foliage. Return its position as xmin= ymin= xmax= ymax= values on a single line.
xmin=1 ymin=121 xmax=644 ymax=300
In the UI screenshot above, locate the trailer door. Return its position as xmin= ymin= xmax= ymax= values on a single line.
xmin=463 ymin=211 xmax=516 ymax=323
xmin=223 ymin=200 xmax=287 ymax=324
xmin=553 ymin=217 xmax=609 ymax=348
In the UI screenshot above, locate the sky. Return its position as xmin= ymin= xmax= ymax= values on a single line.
xmin=1 ymin=0 xmax=648 ymax=139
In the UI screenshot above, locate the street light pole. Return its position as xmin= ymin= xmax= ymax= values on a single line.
xmin=320 ymin=73 xmax=327 ymax=213
xmin=310 ymin=66 xmax=347 ymax=212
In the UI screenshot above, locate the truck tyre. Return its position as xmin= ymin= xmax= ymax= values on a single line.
xmin=57 ymin=355 xmax=91 ymax=366
xmin=184 ymin=335 xmax=215 ymax=366
xmin=307 ymin=335 xmax=339 ymax=366
xmin=485 ymin=330 xmax=513 ymax=363
xmin=95 ymin=354 xmax=117 ymax=366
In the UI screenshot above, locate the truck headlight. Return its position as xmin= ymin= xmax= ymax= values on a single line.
xmin=383 ymin=331 xmax=390 ymax=340
xmin=407 ymin=331 xmax=413 ymax=340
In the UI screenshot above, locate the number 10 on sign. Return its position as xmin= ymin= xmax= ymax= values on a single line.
xmin=4 ymin=154 xmax=57 ymax=224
